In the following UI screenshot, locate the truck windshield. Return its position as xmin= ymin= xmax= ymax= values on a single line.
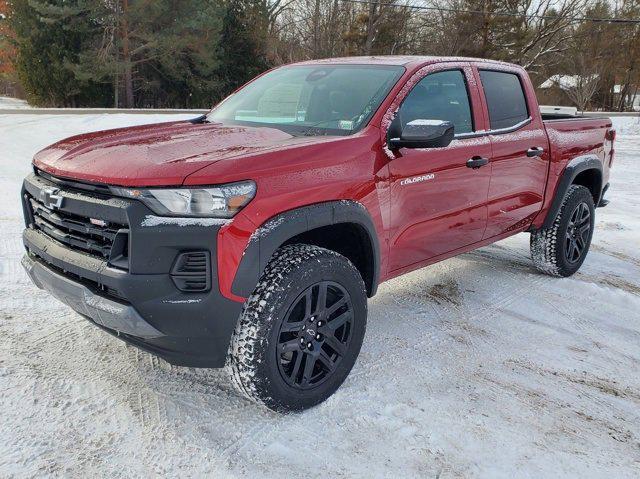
xmin=207 ymin=65 xmax=405 ymax=136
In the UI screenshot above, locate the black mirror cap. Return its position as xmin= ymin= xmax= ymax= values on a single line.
xmin=388 ymin=120 xmax=455 ymax=150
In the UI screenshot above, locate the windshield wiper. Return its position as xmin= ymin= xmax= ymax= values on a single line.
xmin=189 ymin=114 xmax=209 ymax=124
xmin=301 ymin=118 xmax=349 ymax=136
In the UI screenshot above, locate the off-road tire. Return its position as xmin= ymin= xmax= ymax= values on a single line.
xmin=226 ymin=244 xmax=367 ymax=412
xmin=530 ymin=185 xmax=595 ymax=277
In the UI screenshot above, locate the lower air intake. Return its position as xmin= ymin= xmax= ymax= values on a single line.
xmin=170 ymin=251 xmax=211 ymax=292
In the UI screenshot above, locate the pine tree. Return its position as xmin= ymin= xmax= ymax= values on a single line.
xmin=71 ymin=0 xmax=224 ymax=108
xmin=8 ymin=0 xmax=274 ymax=107
xmin=216 ymin=0 xmax=270 ymax=97
xmin=9 ymin=0 xmax=110 ymax=106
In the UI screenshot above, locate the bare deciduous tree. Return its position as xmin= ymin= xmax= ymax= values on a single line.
xmin=555 ymin=74 xmax=600 ymax=111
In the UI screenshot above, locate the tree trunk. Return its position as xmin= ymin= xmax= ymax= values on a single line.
xmin=364 ymin=0 xmax=379 ymax=55
xmin=121 ymin=0 xmax=134 ymax=108
xmin=312 ymin=0 xmax=320 ymax=57
xmin=114 ymin=33 xmax=120 ymax=108
xmin=480 ymin=0 xmax=491 ymax=58
xmin=328 ymin=0 xmax=339 ymax=56
xmin=114 ymin=73 xmax=119 ymax=108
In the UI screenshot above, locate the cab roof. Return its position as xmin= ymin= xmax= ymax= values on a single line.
xmin=292 ymin=55 xmax=514 ymax=69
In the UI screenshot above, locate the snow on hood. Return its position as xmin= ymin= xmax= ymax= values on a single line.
xmin=32 ymin=120 xmax=297 ymax=187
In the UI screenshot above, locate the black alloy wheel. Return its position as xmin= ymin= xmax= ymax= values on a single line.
xmin=565 ymin=201 xmax=591 ymax=264
xmin=277 ymin=281 xmax=353 ymax=389
xmin=530 ymin=184 xmax=596 ymax=277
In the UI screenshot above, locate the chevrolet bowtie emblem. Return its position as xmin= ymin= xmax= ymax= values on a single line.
xmin=40 ymin=187 xmax=64 ymax=210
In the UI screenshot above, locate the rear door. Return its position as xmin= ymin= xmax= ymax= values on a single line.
xmin=386 ymin=63 xmax=492 ymax=273
xmin=475 ymin=67 xmax=550 ymax=239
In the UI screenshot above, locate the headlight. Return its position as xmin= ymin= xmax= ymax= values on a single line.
xmin=112 ymin=181 xmax=256 ymax=218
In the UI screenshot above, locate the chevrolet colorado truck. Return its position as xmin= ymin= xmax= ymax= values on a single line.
xmin=21 ymin=56 xmax=614 ymax=412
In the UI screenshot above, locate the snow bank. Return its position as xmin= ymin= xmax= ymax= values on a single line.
xmin=0 ymin=96 xmax=31 ymax=109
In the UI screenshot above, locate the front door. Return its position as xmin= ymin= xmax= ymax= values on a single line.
xmin=386 ymin=65 xmax=492 ymax=273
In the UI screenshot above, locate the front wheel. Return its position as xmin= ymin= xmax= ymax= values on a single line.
xmin=530 ymin=184 xmax=595 ymax=277
xmin=227 ymin=244 xmax=367 ymax=412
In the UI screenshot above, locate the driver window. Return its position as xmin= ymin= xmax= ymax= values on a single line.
xmin=398 ymin=70 xmax=474 ymax=134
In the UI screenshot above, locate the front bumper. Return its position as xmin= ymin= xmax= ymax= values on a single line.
xmin=21 ymin=171 xmax=245 ymax=367
xmin=22 ymin=254 xmax=163 ymax=339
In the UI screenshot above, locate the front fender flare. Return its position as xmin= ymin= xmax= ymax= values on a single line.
xmin=231 ymin=201 xmax=380 ymax=298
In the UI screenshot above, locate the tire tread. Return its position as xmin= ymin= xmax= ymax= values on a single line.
xmin=530 ymin=184 xmax=594 ymax=277
xmin=226 ymin=243 xmax=365 ymax=410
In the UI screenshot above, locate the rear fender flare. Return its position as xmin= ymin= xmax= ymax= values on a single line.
xmin=542 ymin=155 xmax=602 ymax=229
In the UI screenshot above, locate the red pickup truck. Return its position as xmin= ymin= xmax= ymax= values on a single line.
xmin=21 ymin=56 xmax=614 ymax=412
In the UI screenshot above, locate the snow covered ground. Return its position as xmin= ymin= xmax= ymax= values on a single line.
xmin=1 ymin=113 xmax=639 ymax=478
xmin=0 ymin=97 xmax=31 ymax=109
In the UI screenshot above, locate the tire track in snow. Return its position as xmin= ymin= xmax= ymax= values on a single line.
xmin=351 ymin=256 xmax=555 ymax=380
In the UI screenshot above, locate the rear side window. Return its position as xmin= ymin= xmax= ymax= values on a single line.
xmin=479 ymin=70 xmax=529 ymax=130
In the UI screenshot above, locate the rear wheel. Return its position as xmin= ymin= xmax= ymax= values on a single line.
xmin=530 ymin=185 xmax=595 ymax=277
xmin=227 ymin=244 xmax=367 ymax=412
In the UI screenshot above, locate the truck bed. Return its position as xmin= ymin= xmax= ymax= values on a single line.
xmin=542 ymin=116 xmax=613 ymax=152
xmin=534 ymin=115 xmax=614 ymax=228
xmin=541 ymin=113 xmax=610 ymax=121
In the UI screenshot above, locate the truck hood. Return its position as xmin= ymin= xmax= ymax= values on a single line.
xmin=33 ymin=121 xmax=297 ymax=187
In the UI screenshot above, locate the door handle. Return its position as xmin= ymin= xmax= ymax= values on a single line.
xmin=466 ymin=156 xmax=489 ymax=169
xmin=526 ymin=147 xmax=544 ymax=157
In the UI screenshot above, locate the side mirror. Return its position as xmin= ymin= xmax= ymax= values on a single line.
xmin=388 ymin=119 xmax=455 ymax=150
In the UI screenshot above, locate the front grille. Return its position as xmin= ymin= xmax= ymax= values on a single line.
xmin=27 ymin=194 xmax=128 ymax=266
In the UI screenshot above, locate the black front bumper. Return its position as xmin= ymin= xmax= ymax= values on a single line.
xmin=22 ymin=253 xmax=163 ymax=338
xmin=21 ymin=172 xmax=244 ymax=367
